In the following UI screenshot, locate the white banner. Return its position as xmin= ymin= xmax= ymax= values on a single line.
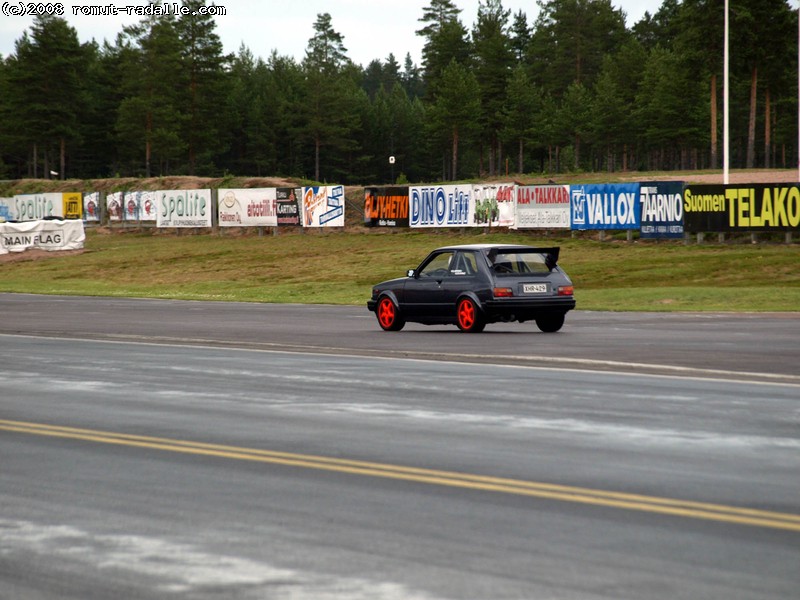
xmin=123 ymin=191 xmax=158 ymax=221
xmin=107 ymin=191 xmax=124 ymax=221
xmin=83 ymin=192 xmax=101 ymax=222
xmin=409 ymin=185 xmax=474 ymax=228
xmin=514 ymin=185 xmax=571 ymax=229
xmin=0 ymin=219 xmax=85 ymax=254
xmin=218 ymin=188 xmax=278 ymax=227
xmin=301 ymin=186 xmax=345 ymax=227
xmin=156 ymin=189 xmax=212 ymax=228
xmin=472 ymin=183 xmax=516 ymax=227
xmin=9 ymin=193 xmax=63 ymax=221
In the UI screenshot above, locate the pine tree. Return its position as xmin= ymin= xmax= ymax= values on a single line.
xmin=635 ymin=46 xmax=704 ymax=170
xmin=591 ymin=39 xmax=646 ymax=171
xmin=501 ymin=65 xmax=541 ymax=173
xmin=174 ymin=0 xmax=232 ymax=175
xmin=429 ymin=59 xmax=481 ymax=180
xmin=0 ymin=58 xmax=13 ymax=178
xmin=557 ymin=81 xmax=593 ymax=170
xmin=301 ymin=14 xmax=360 ymax=181
xmin=116 ymin=13 xmax=186 ymax=176
xmin=6 ymin=16 xmax=86 ymax=179
xmin=416 ymin=0 xmax=472 ymax=98
xmin=527 ymin=0 xmax=628 ymax=96
xmin=401 ymin=53 xmax=425 ymax=99
xmin=473 ymin=0 xmax=514 ymax=175
xmin=304 ymin=13 xmax=350 ymax=74
xmin=509 ymin=10 xmax=531 ymax=63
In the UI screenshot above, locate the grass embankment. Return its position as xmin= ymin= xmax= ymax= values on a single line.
xmin=1 ymin=229 xmax=798 ymax=311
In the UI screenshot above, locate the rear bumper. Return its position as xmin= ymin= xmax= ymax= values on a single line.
xmin=482 ymin=296 xmax=576 ymax=319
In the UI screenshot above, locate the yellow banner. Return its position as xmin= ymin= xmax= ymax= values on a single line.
xmin=62 ymin=193 xmax=83 ymax=220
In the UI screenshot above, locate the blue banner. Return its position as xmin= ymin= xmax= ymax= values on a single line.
xmin=570 ymin=183 xmax=640 ymax=230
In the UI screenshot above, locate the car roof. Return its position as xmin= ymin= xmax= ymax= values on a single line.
xmin=433 ymin=244 xmax=550 ymax=252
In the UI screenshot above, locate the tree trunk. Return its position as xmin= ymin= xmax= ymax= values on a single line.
xmin=146 ymin=111 xmax=152 ymax=178
xmin=451 ymin=126 xmax=459 ymax=181
xmin=764 ymin=88 xmax=771 ymax=168
xmin=710 ymin=73 xmax=718 ymax=169
xmin=60 ymin=137 xmax=66 ymax=180
xmin=189 ymin=72 xmax=197 ymax=175
xmin=497 ymin=138 xmax=502 ymax=176
xmin=746 ymin=65 xmax=757 ymax=169
xmin=315 ymin=135 xmax=321 ymax=182
xmin=518 ymin=138 xmax=524 ymax=174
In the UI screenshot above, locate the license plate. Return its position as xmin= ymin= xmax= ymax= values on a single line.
xmin=523 ymin=283 xmax=548 ymax=294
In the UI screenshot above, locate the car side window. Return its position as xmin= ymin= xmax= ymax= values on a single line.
xmin=450 ymin=251 xmax=478 ymax=276
xmin=419 ymin=251 xmax=455 ymax=277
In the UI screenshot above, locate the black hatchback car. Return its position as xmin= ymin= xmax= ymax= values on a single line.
xmin=367 ymin=244 xmax=576 ymax=333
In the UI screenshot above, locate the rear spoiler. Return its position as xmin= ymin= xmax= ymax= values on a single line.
xmin=486 ymin=247 xmax=561 ymax=271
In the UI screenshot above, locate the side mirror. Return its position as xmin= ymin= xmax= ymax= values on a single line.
xmin=407 ymin=269 xmax=416 ymax=278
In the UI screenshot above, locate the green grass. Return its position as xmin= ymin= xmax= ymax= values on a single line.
xmin=2 ymin=228 xmax=799 ymax=311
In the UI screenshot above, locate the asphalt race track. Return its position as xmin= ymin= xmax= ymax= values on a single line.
xmin=0 ymin=293 xmax=798 ymax=382
xmin=1 ymin=293 xmax=799 ymax=599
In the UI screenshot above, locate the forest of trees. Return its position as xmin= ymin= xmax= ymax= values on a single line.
xmin=0 ymin=0 xmax=797 ymax=185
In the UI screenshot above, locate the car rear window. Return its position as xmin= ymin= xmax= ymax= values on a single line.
xmin=491 ymin=251 xmax=551 ymax=275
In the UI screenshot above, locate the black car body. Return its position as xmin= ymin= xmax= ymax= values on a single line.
xmin=367 ymin=244 xmax=576 ymax=333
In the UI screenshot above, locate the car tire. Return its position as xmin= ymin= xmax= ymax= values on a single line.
xmin=456 ymin=297 xmax=485 ymax=333
xmin=536 ymin=313 xmax=565 ymax=333
xmin=376 ymin=296 xmax=405 ymax=331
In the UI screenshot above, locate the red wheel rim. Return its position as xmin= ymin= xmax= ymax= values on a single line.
xmin=378 ymin=298 xmax=396 ymax=328
xmin=458 ymin=299 xmax=475 ymax=329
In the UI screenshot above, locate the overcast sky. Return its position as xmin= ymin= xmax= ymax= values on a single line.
xmin=1 ymin=0 xmax=668 ymax=66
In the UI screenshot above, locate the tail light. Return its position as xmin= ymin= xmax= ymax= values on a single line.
xmin=557 ymin=285 xmax=574 ymax=296
xmin=493 ymin=287 xmax=514 ymax=298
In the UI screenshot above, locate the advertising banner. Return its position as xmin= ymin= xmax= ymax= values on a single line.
xmin=276 ymin=187 xmax=302 ymax=226
xmin=10 ymin=193 xmax=63 ymax=221
xmin=83 ymin=192 xmax=101 ymax=222
xmin=364 ymin=186 xmax=409 ymax=227
xmin=472 ymin=183 xmax=515 ymax=227
xmin=123 ymin=191 xmax=157 ymax=221
xmin=684 ymin=184 xmax=800 ymax=232
xmin=0 ymin=198 xmax=12 ymax=220
xmin=514 ymin=185 xmax=570 ymax=229
xmin=218 ymin=188 xmax=278 ymax=227
xmin=0 ymin=219 xmax=85 ymax=254
xmin=62 ymin=193 xmax=83 ymax=220
xmin=302 ymin=186 xmax=345 ymax=227
xmin=107 ymin=191 xmax=124 ymax=221
xmin=570 ymin=183 xmax=640 ymax=230
xmin=639 ymin=182 xmax=684 ymax=239
xmin=409 ymin=185 xmax=474 ymax=228
xmin=156 ymin=189 xmax=212 ymax=228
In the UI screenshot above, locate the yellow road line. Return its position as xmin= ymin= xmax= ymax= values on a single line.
xmin=2 ymin=419 xmax=799 ymax=532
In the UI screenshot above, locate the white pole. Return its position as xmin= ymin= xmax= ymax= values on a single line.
xmin=724 ymin=0 xmax=730 ymax=185
xmin=797 ymin=5 xmax=799 ymax=181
